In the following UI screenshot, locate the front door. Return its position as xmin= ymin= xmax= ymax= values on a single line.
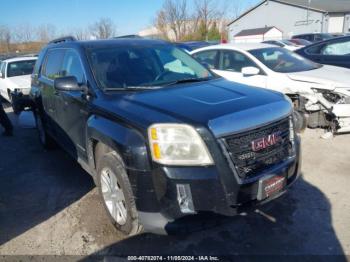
xmin=54 ymin=49 xmax=89 ymax=161
xmin=215 ymin=50 xmax=267 ymax=88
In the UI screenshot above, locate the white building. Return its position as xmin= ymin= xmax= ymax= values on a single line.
xmin=234 ymin=26 xmax=283 ymax=43
xmin=227 ymin=0 xmax=350 ymax=42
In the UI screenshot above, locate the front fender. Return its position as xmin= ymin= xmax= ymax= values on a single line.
xmin=87 ymin=115 xmax=151 ymax=172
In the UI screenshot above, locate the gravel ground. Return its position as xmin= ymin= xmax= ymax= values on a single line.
xmin=0 ymin=105 xmax=349 ymax=259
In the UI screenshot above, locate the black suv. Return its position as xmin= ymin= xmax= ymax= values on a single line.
xmin=30 ymin=37 xmax=301 ymax=235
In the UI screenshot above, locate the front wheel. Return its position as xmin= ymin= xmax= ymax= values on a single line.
xmin=34 ymin=112 xmax=56 ymax=149
xmin=97 ymin=152 xmax=142 ymax=236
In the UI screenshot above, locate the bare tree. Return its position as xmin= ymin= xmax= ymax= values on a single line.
xmin=73 ymin=27 xmax=90 ymax=40
xmin=0 ymin=25 xmax=11 ymax=52
xmin=154 ymin=10 xmax=170 ymax=40
xmin=89 ymin=18 xmax=116 ymax=39
xmin=154 ymin=0 xmax=188 ymax=41
xmin=194 ymin=0 xmax=226 ymax=41
xmin=36 ymin=24 xmax=57 ymax=42
xmin=13 ymin=24 xmax=35 ymax=43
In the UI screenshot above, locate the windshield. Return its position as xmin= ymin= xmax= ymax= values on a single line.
xmin=87 ymin=45 xmax=213 ymax=90
xmin=7 ymin=60 xmax=36 ymax=77
xmin=249 ymin=47 xmax=321 ymax=73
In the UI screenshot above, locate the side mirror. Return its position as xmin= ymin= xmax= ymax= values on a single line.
xmin=241 ymin=66 xmax=260 ymax=76
xmin=54 ymin=76 xmax=82 ymax=91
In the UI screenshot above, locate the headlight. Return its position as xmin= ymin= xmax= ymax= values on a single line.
xmin=313 ymin=88 xmax=350 ymax=104
xmin=148 ymin=124 xmax=214 ymax=166
xmin=292 ymin=110 xmax=306 ymax=133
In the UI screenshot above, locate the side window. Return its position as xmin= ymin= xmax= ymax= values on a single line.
xmin=321 ymin=40 xmax=350 ymax=56
xmin=314 ymin=34 xmax=323 ymax=42
xmin=43 ymin=49 xmax=65 ymax=80
xmin=302 ymin=35 xmax=311 ymax=41
xmin=220 ymin=50 xmax=258 ymax=73
xmin=33 ymin=49 xmax=47 ymax=77
xmin=61 ymin=50 xmax=85 ymax=83
xmin=305 ymin=44 xmax=323 ymax=55
xmin=192 ymin=50 xmax=219 ymax=69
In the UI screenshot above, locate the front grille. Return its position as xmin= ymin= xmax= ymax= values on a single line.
xmin=222 ymin=117 xmax=292 ymax=180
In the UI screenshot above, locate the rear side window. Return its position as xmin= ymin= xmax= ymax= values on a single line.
xmin=61 ymin=50 xmax=85 ymax=83
xmin=192 ymin=50 xmax=219 ymax=69
xmin=43 ymin=49 xmax=65 ymax=80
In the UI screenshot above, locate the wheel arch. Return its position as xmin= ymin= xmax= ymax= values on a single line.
xmin=86 ymin=115 xmax=151 ymax=174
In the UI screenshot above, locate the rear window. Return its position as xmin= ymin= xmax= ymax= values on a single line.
xmin=7 ymin=60 xmax=36 ymax=78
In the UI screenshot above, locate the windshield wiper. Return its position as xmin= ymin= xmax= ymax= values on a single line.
xmin=163 ymin=77 xmax=213 ymax=87
xmin=104 ymin=86 xmax=161 ymax=92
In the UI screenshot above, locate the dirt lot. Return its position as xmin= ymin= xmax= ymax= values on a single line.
xmin=0 ymin=104 xmax=350 ymax=258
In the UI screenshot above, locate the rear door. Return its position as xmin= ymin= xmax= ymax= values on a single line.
xmin=39 ymin=48 xmax=66 ymax=133
xmin=54 ymin=49 xmax=89 ymax=160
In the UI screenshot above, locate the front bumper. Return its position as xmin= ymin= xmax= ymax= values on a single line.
xmin=131 ymin=136 xmax=301 ymax=234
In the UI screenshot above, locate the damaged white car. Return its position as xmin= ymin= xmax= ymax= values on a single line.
xmin=0 ymin=56 xmax=37 ymax=112
xmin=191 ymin=44 xmax=350 ymax=134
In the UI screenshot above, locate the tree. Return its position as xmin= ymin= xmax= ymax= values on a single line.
xmin=37 ymin=24 xmax=57 ymax=42
xmin=154 ymin=10 xmax=170 ymax=40
xmin=89 ymin=18 xmax=116 ymax=39
xmin=74 ymin=27 xmax=90 ymax=40
xmin=0 ymin=25 xmax=11 ymax=52
xmin=154 ymin=0 xmax=188 ymax=41
xmin=13 ymin=24 xmax=35 ymax=43
xmin=193 ymin=0 xmax=225 ymax=41
xmin=207 ymin=22 xmax=221 ymax=40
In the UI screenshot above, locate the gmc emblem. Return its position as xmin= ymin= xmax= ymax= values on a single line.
xmin=252 ymin=131 xmax=282 ymax=152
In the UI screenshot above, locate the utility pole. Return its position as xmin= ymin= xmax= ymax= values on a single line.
xmin=306 ymin=0 xmax=311 ymax=25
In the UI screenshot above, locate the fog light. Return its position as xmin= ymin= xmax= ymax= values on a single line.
xmin=176 ymin=184 xmax=195 ymax=214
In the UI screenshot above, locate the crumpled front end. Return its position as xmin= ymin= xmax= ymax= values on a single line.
xmin=303 ymin=87 xmax=350 ymax=133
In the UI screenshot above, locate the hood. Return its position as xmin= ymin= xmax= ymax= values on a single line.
xmin=7 ymin=75 xmax=31 ymax=89
xmin=287 ymin=65 xmax=350 ymax=90
xmin=105 ymin=79 xmax=292 ymax=137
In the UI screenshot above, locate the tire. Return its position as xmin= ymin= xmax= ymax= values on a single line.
xmin=96 ymin=151 xmax=142 ymax=236
xmin=10 ymin=98 xmax=20 ymax=115
xmin=34 ymin=112 xmax=56 ymax=149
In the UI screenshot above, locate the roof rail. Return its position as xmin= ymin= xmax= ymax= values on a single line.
xmin=49 ymin=36 xmax=76 ymax=44
xmin=112 ymin=35 xmax=143 ymax=39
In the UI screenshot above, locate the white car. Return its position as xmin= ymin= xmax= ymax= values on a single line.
xmin=261 ymin=40 xmax=302 ymax=51
xmin=191 ymin=43 xmax=350 ymax=134
xmin=0 ymin=56 xmax=37 ymax=106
